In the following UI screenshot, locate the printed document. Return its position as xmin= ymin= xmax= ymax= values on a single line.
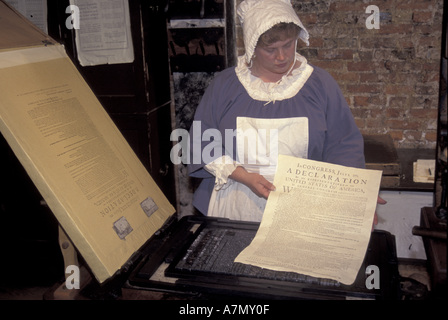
xmin=70 ymin=0 xmax=134 ymax=66
xmin=235 ymin=155 xmax=383 ymax=285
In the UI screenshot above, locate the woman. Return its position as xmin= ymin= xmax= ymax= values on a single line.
xmin=188 ymin=0 xmax=369 ymax=222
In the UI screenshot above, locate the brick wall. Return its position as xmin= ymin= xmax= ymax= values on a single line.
xmin=235 ymin=0 xmax=444 ymax=149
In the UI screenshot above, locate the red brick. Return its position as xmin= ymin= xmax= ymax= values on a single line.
xmin=396 ymin=1 xmax=434 ymax=10
xmin=366 ymin=117 xmax=385 ymax=128
xmin=409 ymin=108 xmax=439 ymax=118
xmin=332 ymin=71 xmax=359 ymax=82
xmin=312 ymin=60 xmax=344 ymax=70
xmin=300 ymin=13 xmax=318 ymax=24
xmin=378 ymin=24 xmax=414 ymax=35
xmin=425 ymin=131 xmax=438 ymax=142
xmin=359 ymin=73 xmax=382 ymax=83
xmin=385 ymin=85 xmax=414 ymax=95
xmin=351 ymin=107 xmax=370 ymax=118
xmin=388 ymin=130 xmax=404 ymax=142
xmin=308 ymin=37 xmax=324 ymax=47
xmin=388 ymin=97 xmax=409 ymax=109
xmin=347 ymin=61 xmax=373 ymax=72
xmin=318 ymin=49 xmax=354 ymax=60
xmin=354 ymin=118 xmax=366 ymax=129
xmin=386 ymin=119 xmax=420 ymax=130
xmin=404 ymin=130 xmax=423 ymax=141
xmin=329 ymin=1 xmax=367 ymax=12
xmin=347 ymin=84 xmax=382 ymax=93
xmin=413 ymin=11 xmax=434 ymax=23
xmin=354 ymin=96 xmax=369 ymax=107
xmin=371 ymin=108 xmax=387 ymax=118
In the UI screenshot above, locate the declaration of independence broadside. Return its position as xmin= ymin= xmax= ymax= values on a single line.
xmin=235 ymin=155 xmax=383 ymax=285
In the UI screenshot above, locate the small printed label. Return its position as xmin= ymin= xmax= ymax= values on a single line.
xmin=113 ymin=216 xmax=133 ymax=240
xmin=140 ymin=197 xmax=158 ymax=218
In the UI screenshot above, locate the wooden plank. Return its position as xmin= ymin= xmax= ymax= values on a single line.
xmin=363 ymin=134 xmax=400 ymax=176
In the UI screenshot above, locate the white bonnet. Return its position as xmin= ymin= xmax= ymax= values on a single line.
xmin=237 ymin=0 xmax=310 ymax=64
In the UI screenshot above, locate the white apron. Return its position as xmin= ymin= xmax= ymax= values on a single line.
xmin=207 ymin=116 xmax=309 ymax=221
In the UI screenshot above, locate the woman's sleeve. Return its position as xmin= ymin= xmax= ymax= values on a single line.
xmin=321 ymin=71 xmax=366 ymax=169
xmin=204 ymin=155 xmax=240 ymax=190
xmin=187 ymin=76 xmax=230 ymax=178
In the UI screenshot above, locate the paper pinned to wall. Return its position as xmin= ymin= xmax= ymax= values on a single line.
xmin=4 ymin=0 xmax=48 ymax=34
xmin=70 ymin=0 xmax=134 ymax=66
xmin=235 ymin=155 xmax=383 ymax=285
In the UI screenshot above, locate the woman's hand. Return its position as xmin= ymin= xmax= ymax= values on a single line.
xmin=372 ymin=196 xmax=387 ymax=230
xmin=229 ymin=166 xmax=276 ymax=199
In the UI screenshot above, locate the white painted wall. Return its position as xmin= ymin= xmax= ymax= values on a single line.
xmin=375 ymin=190 xmax=434 ymax=260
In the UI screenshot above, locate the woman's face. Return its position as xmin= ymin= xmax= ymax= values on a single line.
xmin=252 ymin=37 xmax=297 ymax=82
